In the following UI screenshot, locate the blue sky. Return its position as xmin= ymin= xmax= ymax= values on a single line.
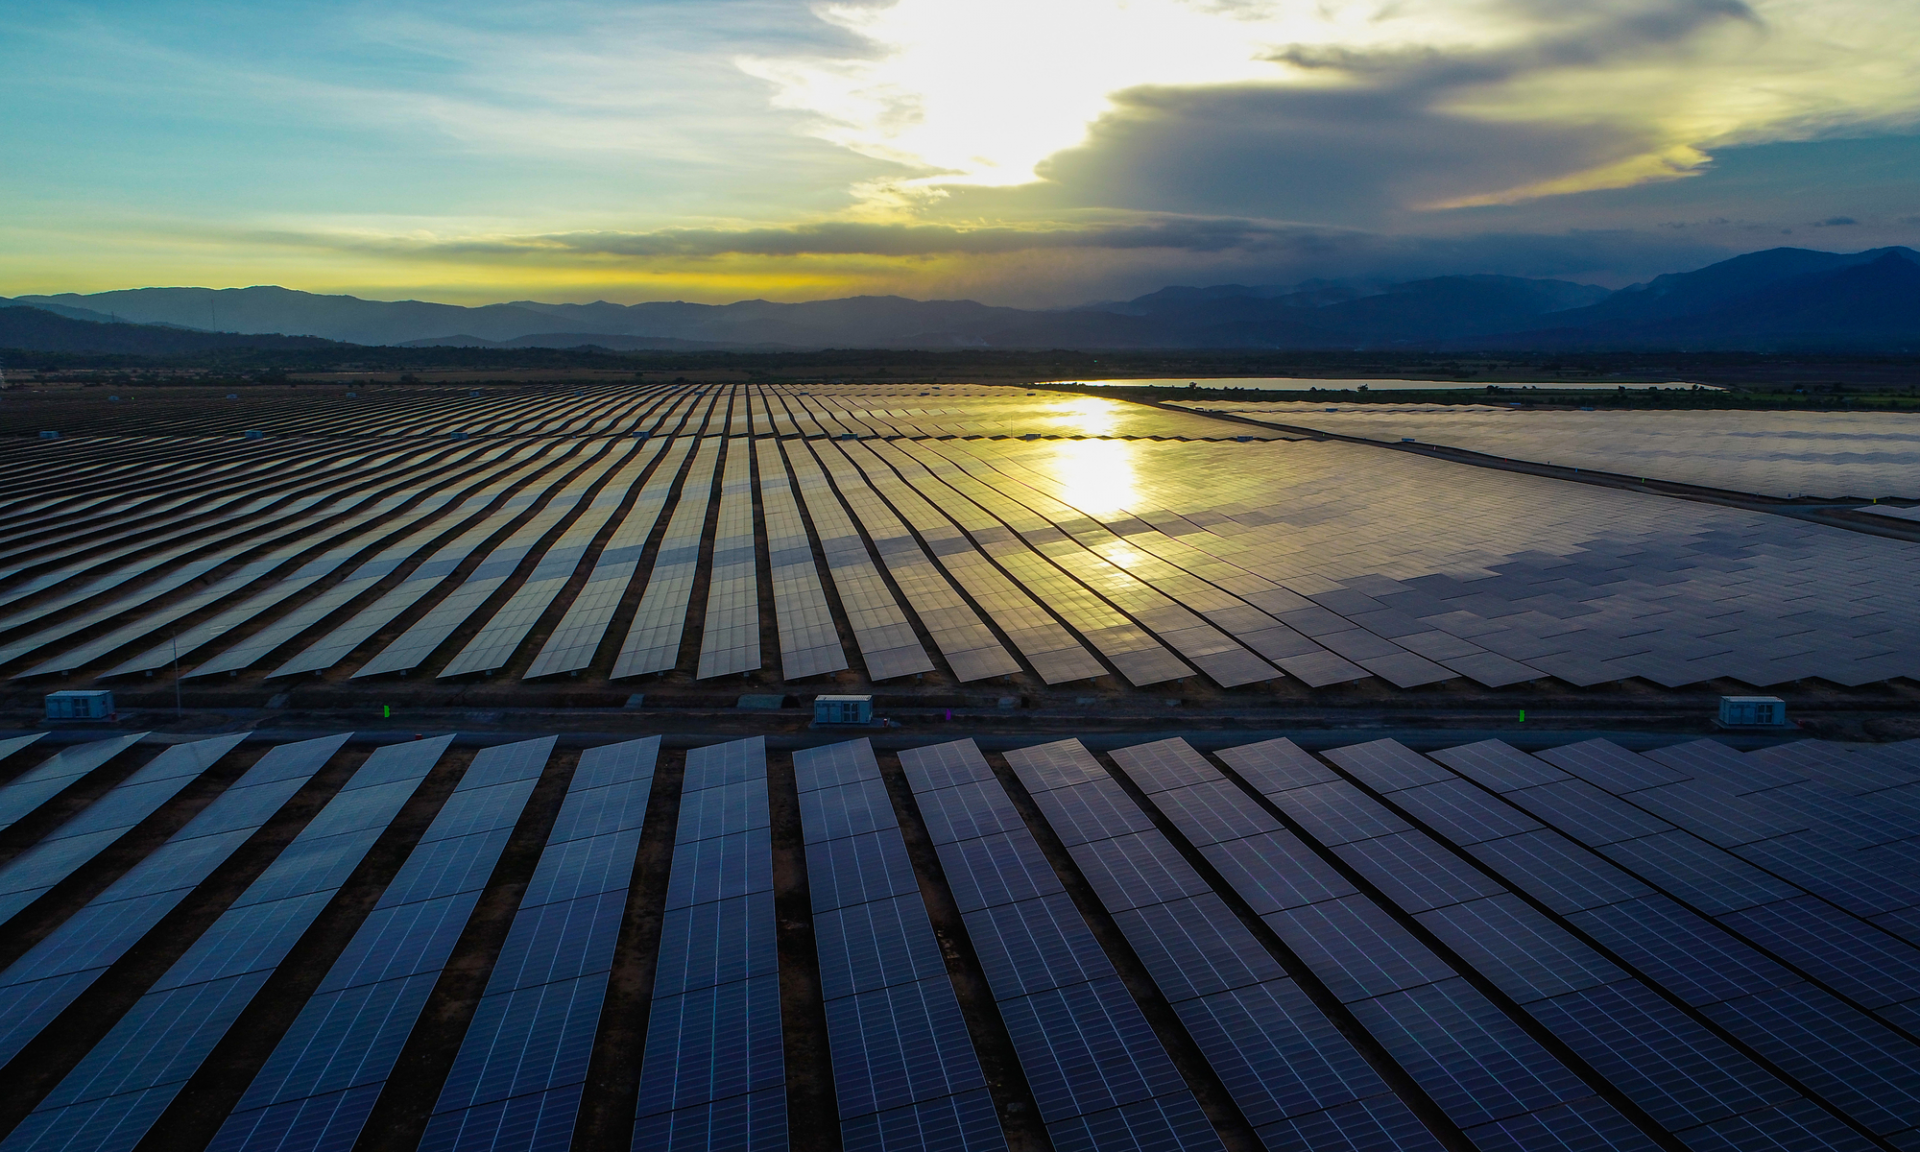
xmin=4 ymin=0 xmax=1919 ymax=305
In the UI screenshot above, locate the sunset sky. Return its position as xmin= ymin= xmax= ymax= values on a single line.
xmin=5 ymin=0 xmax=1920 ymax=305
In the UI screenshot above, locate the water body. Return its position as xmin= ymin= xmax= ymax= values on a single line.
xmin=1044 ymin=376 xmax=1710 ymax=390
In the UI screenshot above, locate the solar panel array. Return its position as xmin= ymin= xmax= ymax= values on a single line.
xmin=1183 ymin=401 xmax=1920 ymax=500
xmin=0 ymin=729 xmax=1916 ymax=1150
xmin=7 ymin=382 xmax=1920 ymax=698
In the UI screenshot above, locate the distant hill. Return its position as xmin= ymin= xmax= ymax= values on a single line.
xmin=0 ymin=305 xmax=347 ymax=356
xmin=9 ymin=246 xmax=1920 ymax=353
xmin=397 ymin=332 xmax=756 ymax=352
xmin=1481 ymin=247 xmax=1920 ymax=350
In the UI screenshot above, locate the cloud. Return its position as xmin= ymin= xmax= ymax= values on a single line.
xmin=746 ymin=0 xmax=1920 ymax=214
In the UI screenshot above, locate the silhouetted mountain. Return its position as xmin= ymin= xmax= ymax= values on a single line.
xmin=0 ymin=305 xmax=346 ymax=355
xmin=399 ymin=332 xmax=755 ymax=351
xmin=10 ymin=246 xmax=1919 ymax=353
xmin=1479 ymin=247 xmax=1920 ymax=350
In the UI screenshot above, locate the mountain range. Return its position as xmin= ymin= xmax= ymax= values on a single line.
xmin=5 ymin=245 xmax=1918 ymax=355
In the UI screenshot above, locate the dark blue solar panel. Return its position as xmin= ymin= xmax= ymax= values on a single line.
xmin=816 ymin=895 xmax=947 ymax=1001
xmin=634 ymin=737 xmax=784 ymax=1147
xmin=0 ymin=733 xmax=322 ymax=924
xmin=434 ymin=975 xmax=606 ymax=1114
xmin=0 ymin=732 xmax=150 ymax=833
xmin=680 ymin=735 xmax=768 ymax=792
xmin=1254 ymin=1093 xmax=1449 ymax=1152
xmin=1598 ymin=832 xmax=1802 ymax=916
xmin=1719 ymin=897 xmax=1920 ymax=1012
xmin=793 ymin=740 xmax=877 ymax=794
xmin=1174 ymin=979 xmax=1388 ymax=1128
xmin=1197 ymin=832 xmax=1357 ymax=914
xmin=806 ymin=829 xmax=917 ymax=913
xmin=800 ymin=777 xmax=896 ymax=842
xmin=1626 ymin=783 xmax=1800 ymax=850
xmin=997 ymin=975 xmax=1189 ymax=1119
xmin=1459 ymin=1094 xmax=1663 ymax=1152
xmin=210 ymin=737 xmax=547 ymax=1152
xmin=1109 ymin=738 xmax=1220 ymax=796
xmin=825 ymin=975 xmax=986 ymax=1117
xmin=1045 ymin=1091 xmax=1221 ymax=1152
xmin=1024 ymin=778 xmax=1156 ymax=847
xmin=1110 ymin=894 xmax=1287 ymax=1002
xmin=1389 ymin=779 xmax=1543 ymax=847
xmin=486 ymin=888 xmax=629 ymax=991
xmin=904 ymin=740 xmax=1210 ymax=1150
xmin=1700 ymin=984 xmax=1920 ymax=1139
xmin=1736 ymin=833 xmax=1920 ymax=919
xmin=1465 ymin=830 xmax=1654 ymax=915
xmin=963 ymin=893 xmax=1114 ymax=998
xmin=0 ymin=734 xmax=398 ymax=1072
xmin=1068 ymin=833 xmax=1213 ymax=914
xmin=1334 ymin=832 xmax=1504 ymax=914
xmin=208 ymin=1083 xmax=383 ymax=1152
xmin=1325 ymin=740 xmax=1455 ymax=794
xmin=1506 ymin=780 xmax=1673 ymax=847
xmin=674 ymin=778 xmax=770 ymax=841
xmin=1137 ymin=779 xmax=1281 ymax=846
xmin=939 ymin=831 xmax=1062 ymax=913
xmin=1216 ymin=738 xmax=1338 ymax=795
xmin=1682 ymin=1098 xmax=1878 ymax=1152
xmin=418 ymin=1083 xmax=581 ymax=1152
xmin=1528 ymin=981 xmax=1797 ymax=1132
xmin=840 ymin=1088 xmax=1003 ymax=1152
xmin=1537 ymin=740 xmax=1690 ymax=795
xmin=795 ymin=738 xmax=1002 ymax=1149
xmin=899 ymin=739 xmax=996 ymax=793
xmin=664 ymin=826 xmax=773 ymax=909
xmin=1264 ymin=782 xmax=1413 ymax=847
xmin=635 ymin=975 xmax=785 ymax=1117
xmin=13 ymin=734 xmax=469 ymax=1152
xmin=1346 ymin=978 xmax=1589 ymax=1130
xmin=1429 ymin=741 xmax=1568 ymax=794
xmin=1262 ymin=896 xmax=1458 ymax=1003
xmin=630 ymin=1085 xmax=787 ymax=1152
xmin=1002 ymin=739 xmax=1106 ymax=793
xmin=912 ymin=781 xmax=1024 ymax=846
xmin=654 ymin=892 xmax=778 ymax=996
xmin=1415 ymin=896 xmax=1624 ymax=1005
xmin=1566 ymin=896 xmax=1795 ymax=1008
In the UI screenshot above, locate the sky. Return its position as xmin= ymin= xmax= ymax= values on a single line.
xmin=3 ymin=0 xmax=1920 ymax=306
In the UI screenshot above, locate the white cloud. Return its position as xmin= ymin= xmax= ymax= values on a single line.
xmin=741 ymin=0 xmax=1920 ymax=209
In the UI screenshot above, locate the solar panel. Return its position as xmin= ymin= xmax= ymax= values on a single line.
xmin=266 ymin=443 xmax=578 ymax=678
xmin=358 ymin=444 xmax=632 ymax=678
xmin=442 ymin=442 xmax=665 ymax=677
xmin=613 ymin=437 xmax=722 ymax=678
xmin=0 ymin=733 xmax=358 ymax=1069
xmin=753 ymin=441 xmax=859 ymax=680
xmin=524 ymin=437 xmax=694 ymax=679
xmin=634 ymin=737 xmax=785 ymax=1150
xmin=11 ymin=734 xmax=465 ymax=1152
xmin=793 ymin=739 xmax=1001 ymax=1151
xmin=212 ymin=736 xmax=559 ymax=1152
xmin=0 ymin=732 xmax=146 ymax=834
xmin=899 ymin=739 xmax=1221 ymax=1152
xmin=695 ymin=435 xmax=761 ymax=679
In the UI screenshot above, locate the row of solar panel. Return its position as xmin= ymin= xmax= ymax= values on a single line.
xmin=0 ymin=726 xmax=1917 ymax=1151
xmin=0 ymin=385 xmax=1315 ymax=695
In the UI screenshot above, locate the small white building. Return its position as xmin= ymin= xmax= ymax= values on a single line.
xmin=46 ymin=690 xmax=115 ymax=720
xmin=814 ymin=695 xmax=873 ymax=725
xmin=1720 ymin=696 xmax=1787 ymax=727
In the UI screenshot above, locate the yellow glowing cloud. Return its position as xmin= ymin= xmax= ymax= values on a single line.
xmin=743 ymin=0 xmax=1920 ymax=209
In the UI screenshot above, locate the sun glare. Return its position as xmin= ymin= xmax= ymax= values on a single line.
xmin=1047 ymin=437 xmax=1140 ymax=520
